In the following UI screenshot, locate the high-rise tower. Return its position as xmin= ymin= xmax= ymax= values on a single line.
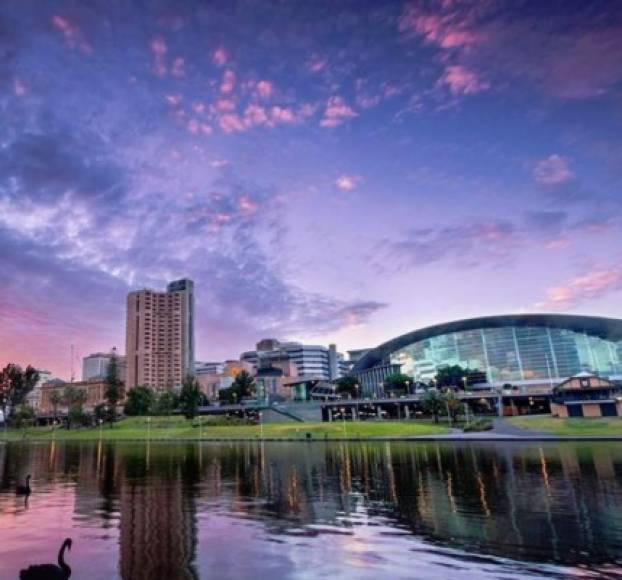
xmin=125 ymin=279 xmax=195 ymax=391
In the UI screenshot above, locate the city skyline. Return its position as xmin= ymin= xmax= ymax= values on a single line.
xmin=2 ymin=1 xmax=622 ymax=379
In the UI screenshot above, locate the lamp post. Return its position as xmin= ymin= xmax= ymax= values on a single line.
xmin=340 ymin=407 xmax=347 ymax=438
xmin=462 ymin=376 xmax=468 ymax=391
xmin=354 ymin=384 xmax=360 ymax=421
xmin=259 ymin=411 xmax=264 ymax=440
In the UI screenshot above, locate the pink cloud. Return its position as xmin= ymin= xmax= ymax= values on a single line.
xmin=533 ymin=154 xmax=574 ymax=185
xmin=239 ymin=195 xmax=259 ymax=214
xmin=439 ymin=65 xmax=489 ymax=95
xmin=214 ymin=98 xmax=235 ymax=112
xmin=307 ymin=55 xmax=327 ymax=73
xmin=270 ymin=106 xmax=296 ymax=124
xmin=398 ymin=7 xmax=482 ymax=49
xmin=13 ymin=78 xmax=26 ymax=96
xmin=244 ymin=104 xmax=269 ymax=127
xmin=150 ymin=37 xmax=168 ymax=76
xmin=51 ymin=15 xmax=92 ymax=53
xmin=193 ymin=102 xmax=206 ymax=114
xmin=537 ymin=267 xmax=622 ymax=311
xmin=164 ymin=93 xmax=183 ymax=106
xmin=220 ymin=70 xmax=236 ymax=93
xmin=171 ymin=57 xmax=185 ymax=78
xmin=255 ymin=80 xmax=274 ymax=99
xmin=187 ymin=119 xmax=200 ymax=134
xmin=320 ymin=97 xmax=357 ymax=128
xmin=335 ymin=175 xmax=359 ymax=191
xmin=219 ymin=113 xmax=245 ymax=134
xmin=213 ymin=47 xmax=228 ymax=67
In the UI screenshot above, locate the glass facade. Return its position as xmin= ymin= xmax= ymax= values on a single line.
xmin=390 ymin=326 xmax=622 ymax=385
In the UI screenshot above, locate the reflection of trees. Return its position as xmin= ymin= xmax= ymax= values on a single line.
xmin=1 ymin=440 xmax=621 ymax=571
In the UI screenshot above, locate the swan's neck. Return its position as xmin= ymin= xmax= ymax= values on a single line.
xmin=58 ymin=542 xmax=71 ymax=576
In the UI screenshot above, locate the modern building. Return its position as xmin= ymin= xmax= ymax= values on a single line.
xmin=353 ymin=314 xmax=622 ymax=397
xmin=551 ymin=372 xmax=622 ymax=418
xmin=82 ymin=351 xmax=127 ymax=382
xmin=195 ymin=360 xmax=250 ymax=400
xmin=125 ymin=279 xmax=195 ymax=391
xmin=241 ymin=339 xmax=348 ymax=381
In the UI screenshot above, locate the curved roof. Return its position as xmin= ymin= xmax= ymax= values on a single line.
xmin=353 ymin=313 xmax=622 ymax=373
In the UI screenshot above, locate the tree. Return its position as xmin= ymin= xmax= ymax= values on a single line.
xmin=383 ymin=373 xmax=411 ymax=395
xmin=422 ymin=390 xmax=445 ymax=423
xmin=63 ymin=386 xmax=87 ymax=429
xmin=334 ymin=376 xmax=359 ymax=398
xmin=154 ymin=390 xmax=178 ymax=416
xmin=179 ymin=375 xmax=202 ymax=419
xmin=0 ymin=364 xmax=39 ymax=419
xmin=125 ymin=385 xmax=155 ymax=416
xmin=13 ymin=405 xmax=35 ymax=429
xmin=104 ymin=352 xmax=123 ymax=425
xmin=220 ymin=370 xmax=256 ymax=404
xmin=50 ymin=391 xmax=63 ymax=422
xmin=435 ymin=365 xmax=485 ymax=390
xmin=232 ymin=370 xmax=255 ymax=399
xmin=444 ymin=389 xmax=464 ymax=424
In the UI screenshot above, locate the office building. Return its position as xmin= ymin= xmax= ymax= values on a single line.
xmin=82 ymin=351 xmax=127 ymax=382
xmin=240 ymin=339 xmax=348 ymax=381
xmin=125 ymin=279 xmax=195 ymax=391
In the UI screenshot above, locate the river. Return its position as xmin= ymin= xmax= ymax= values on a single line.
xmin=0 ymin=441 xmax=621 ymax=579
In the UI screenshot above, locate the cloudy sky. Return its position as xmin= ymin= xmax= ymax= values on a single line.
xmin=1 ymin=0 xmax=622 ymax=379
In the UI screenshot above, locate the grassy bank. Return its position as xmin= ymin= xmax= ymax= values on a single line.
xmin=507 ymin=416 xmax=622 ymax=436
xmin=0 ymin=416 xmax=449 ymax=441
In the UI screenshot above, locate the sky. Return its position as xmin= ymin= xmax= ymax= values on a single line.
xmin=1 ymin=0 xmax=622 ymax=379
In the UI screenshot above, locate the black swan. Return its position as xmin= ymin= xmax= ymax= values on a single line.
xmin=19 ymin=538 xmax=72 ymax=579
xmin=16 ymin=475 xmax=31 ymax=495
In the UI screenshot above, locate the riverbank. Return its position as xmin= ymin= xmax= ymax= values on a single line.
xmin=506 ymin=416 xmax=622 ymax=436
xmin=0 ymin=416 xmax=449 ymax=441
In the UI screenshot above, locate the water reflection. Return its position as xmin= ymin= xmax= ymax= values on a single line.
xmin=0 ymin=441 xmax=621 ymax=579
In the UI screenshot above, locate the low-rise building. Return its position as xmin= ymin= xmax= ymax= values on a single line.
xmin=25 ymin=369 xmax=54 ymax=410
xmin=40 ymin=379 xmax=126 ymax=415
xmin=195 ymin=360 xmax=252 ymax=400
xmin=551 ymin=372 xmax=622 ymax=418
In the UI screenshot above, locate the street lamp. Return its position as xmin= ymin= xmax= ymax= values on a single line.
xmin=259 ymin=411 xmax=264 ymax=440
xmin=462 ymin=376 xmax=468 ymax=391
xmin=340 ymin=407 xmax=347 ymax=438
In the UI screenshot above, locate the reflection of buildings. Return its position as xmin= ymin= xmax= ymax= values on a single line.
xmin=120 ymin=475 xmax=197 ymax=580
xmin=2 ymin=441 xmax=622 ymax=574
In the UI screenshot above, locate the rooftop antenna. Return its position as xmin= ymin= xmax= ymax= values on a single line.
xmin=70 ymin=344 xmax=75 ymax=383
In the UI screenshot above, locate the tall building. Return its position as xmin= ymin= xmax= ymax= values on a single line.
xmin=125 ymin=279 xmax=195 ymax=391
xmin=240 ymin=339 xmax=347 ymax=381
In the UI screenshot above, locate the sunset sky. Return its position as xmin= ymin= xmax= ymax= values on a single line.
xmin=1 ymin=0 xmax=622 ymax=379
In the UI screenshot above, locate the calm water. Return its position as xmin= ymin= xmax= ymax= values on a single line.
xmin=1 ymin=441 xmax=621 ymax=579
